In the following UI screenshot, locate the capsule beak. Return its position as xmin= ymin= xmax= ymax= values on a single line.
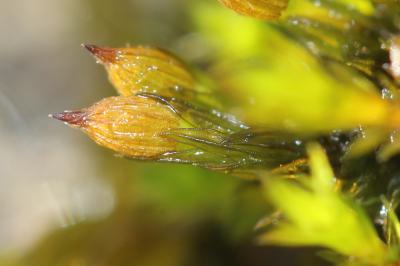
xmin=49 ymin=110 xmax=87 ymax=127
xmin=82 ymin=44 xmax=117 ymax=64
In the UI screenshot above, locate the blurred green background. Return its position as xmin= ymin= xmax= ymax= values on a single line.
xmin=0 ymin=0 xmax=327 ymax=265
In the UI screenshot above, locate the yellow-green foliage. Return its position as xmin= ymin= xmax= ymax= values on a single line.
xmin=51 ymin=1 xmax=400 ymax=265
xmin=260 ymin=144 xmax=389 ymax=265
xmin=192 ymin=2 xmax=400 ymax=133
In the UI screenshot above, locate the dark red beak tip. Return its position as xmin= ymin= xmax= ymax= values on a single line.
xmin=82 ymin=43 xmax=117 ymax=63
xmin=82 ymin=44 xmax=97 ymax=53
xmin=50 ymin=110 xmax=86 ymax=127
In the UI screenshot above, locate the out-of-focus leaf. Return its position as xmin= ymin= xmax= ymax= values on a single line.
xmin=345 ymin=128 xmax=390 ymax=158
xmin=191 ymin=3 xmax=265 ymax=60
xmin=192 ymin=3 xmax=400 ymax=134
xmin=378 ymin=130 xmax=400 ymax=162
xmin=381 ymin=197 xmax=400 ymax=247
xmin=284 ymin=0 xmax=374 ymax=18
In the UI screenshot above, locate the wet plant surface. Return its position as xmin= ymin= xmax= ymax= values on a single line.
xmin=6 ymin=0 xmax=400 ymax=265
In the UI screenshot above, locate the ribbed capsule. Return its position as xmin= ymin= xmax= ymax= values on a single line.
xmin=51 ymin=96 xmax=180 ymax=158
xmin=218 ymin=0 xmax=288 ymax=20
xmin=84 ymin=44 xmax=195 ymax=97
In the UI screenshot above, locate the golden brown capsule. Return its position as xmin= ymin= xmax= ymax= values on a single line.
xmin=51 ymin=96 xmax=180 ymax=158
xmin=84 ymin=44 xmax=195 ymax=97
xmin=218 ymin=0 xmax=288 ymax=20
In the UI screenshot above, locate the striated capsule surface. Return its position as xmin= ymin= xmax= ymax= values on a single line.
xmin=52 ymin=96 xmax=180 ymax=158
xmin=218 ymin=0 xmax=288 ymax=20
xmin=84 ymin=44 xmax=194 ymax=97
